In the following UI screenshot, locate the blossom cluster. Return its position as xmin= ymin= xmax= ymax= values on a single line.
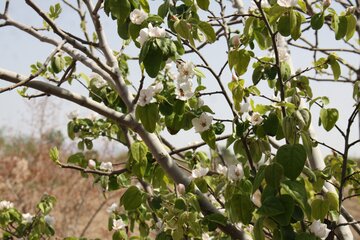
xmin=138 ymin=82 xmax=163 ymax=107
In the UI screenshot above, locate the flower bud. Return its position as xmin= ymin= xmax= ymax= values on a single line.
xmin=346 ymin=6 xmax=356 ymax=15
xmin=177 ymin=183 xmax=186 ymax=195
xmin=231 ymin=35 xmax=241 ymax=48
xmin=88 ymin=159 xmax=96 ymax=169
xmin=323 ymin=0 xmax=331 ymax=9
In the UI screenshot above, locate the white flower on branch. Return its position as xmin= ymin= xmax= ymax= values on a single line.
xmin=90 ymin=73 xmax=107 ymax=88
xmin=89 ymin=112 xmax=99 ymax=121
xmin=136 ymin=23 xmax=166 ymax=46
xmin=0 ymin=201 xmax=14 ymax=210
xmin=150 ymin=82 xmax=163 ymax=94
xmin=176 ymin=183 xmax=186 ymax=195
xmin=176 ymin=81 xmax=194 ymax=101
xmin=309 ymin=220 xmax=331 ymax=240
xmin=216 ymin=164 xmax=228 ymax=175
xmin=112 ymin=218 xmax=126 ymax=230
xmin=44 ymin=215 xmax=55 ymax=227
xmin=106 ymin=203 xmax=118 ymax=213
xmin=240 ymin=102 xmax=250 ymax=113
xmin=177 ymin=61 xmax=195 ymax=82
xmin=202 ymin=233 xmax=213 ymax=240
xmin=22 ymin=213 xmax=34 ymax=224
xmin=99 ymin=162 xmax=113 ymax=172
xmin=192 ymin=112 xmax=213 ymax=133
xmin=277 ymin=0 xmax=297 ymax=8
xmin=88 ymin=159 xmax=96 ymax=169
xmin=191 ymin=166 xmax=209 ymax=178
xmin=249 ymin=112 xmax=264 ymax=126
xmin=138 ymin=88 xmax=155 ymax=106
xmin=129 ymin=9 xmax=148 ymax=25
xmin=67 ymin=110 xmax=79 ymax=120
xmin=227 ymin=163 xmax=244 ymax=181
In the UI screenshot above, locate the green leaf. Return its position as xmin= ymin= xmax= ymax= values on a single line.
xmin=325 ymin=192 xmax=339 ymax=211
xmin=281 ymin=180 xmax=311 ymax=218
xmin=200 ymin=129 xmax=216 ymax=149
xmin=311 ymin=199 xmax=329 ymax=220
xmin=158 ymin=1 xmax=169 ymax=18
xmin=265 ymin=163 xmax=284 ymax=189
xmin=282 ymin=116 xmax=297 ymax=144
xmin=345 ymin=14 xmax=356 ymax=41
xmin=197 ymin=0 xmax=210 ymax=10
xmin=263 ymin=112 xmax=279 ymax=136
xmin=117 ymin=0 xmax=131 ymax=24
xmin=276 ymin=144 xmax=306 ymax=180
xmin=278 ymin=15 xmax=291 ymax=37
xmin=291 ymin=11 xmax=302 ymax=40
xmin=51 ymin=54 xmax=65 ymax=73
xmin=252 ymin=66 xmax=263 ymax=85
xmin=310 ymin=13 xmax=324 ymax=30
xmin=117 ymin=18 xmax=130 ymax=40
xmin=272 ymin=195 xmax=295 ymax=226
xmin=294 ymin=109 xmax=311 ymax=130
xmin=174 ymin=20 xmax=191 ymax=40
xmin=49 ymin=147 xmax=60 ymax=164
xmin=198 ymin=21 xmax=216 ymax=43
xmin=328 ymin=55 xmax=341 ymax=80
xmin=120 ymin=186 xmax=142 ymax=210
xmin=335 ymin=16 xmax=347 ymax=40
xmin=136 ymin=103 xmax=159 ymax=133
xmin=143 ymin=41 xmax=163 ymax=77
xmin=235 ymin=50 xmax=251 ymax=76
xmin=204 ymin=213 xmax=227 ymax=226
xmin=254 ymin=218 xmax=265 ymax=240
xmin=229 ymin=194 xmax=254 ymax=224
xmin=131 ymin=141 xmax=148 ymax=162
xmin=258 ymin=196 xmax=285 ymax=216
xmin=320 ymin=108 xmax=339 ymax=131
xmin=139 ymin=0 xmax=150 ymax=13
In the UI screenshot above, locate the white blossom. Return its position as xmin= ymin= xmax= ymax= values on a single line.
xmin=138 ymin=88 xmax=155 ymax=106
xmin=176 ymin=183 xmax=186 ymax=195
xmin=227 ymin=163 xmax=244 ymax=181
xmin=277 ymin=0 xmax=297 ymax=8
xmin=155 ymin=221 xmax=164 ymax=232
xmin=112 ymin=218 xmax=126 ymax=231
xmin=240 ymin=102 xmax=251 ymax=113
xmin=176 ymin=81 xmax=194 ymax=101
xmin=90 ymin=73 xmax=107 ymax=88
xmin=151 ymin=82 xmax=163 ymax=94
xmin=44 ymin=215 xmax=55 ymax=226
xmin=22 ymin=213 xmax=34 ymax=224
xmin=197 ymin=98 xmax=204 ymax=108
xmin=88 ymin=159 xmax=96 ymax=169
xmin=249 ymin=112 xmax=264 ymax=125
xmin=136 ymin=23 xmax=166 ymax=46
xmin=148 ymin=23 xmax=166 ymax=38
xmin=216 ymin=164 xmax=228 ymax=175
xmin=177 ymin=61 xmax=195 ymax=82
xmin=191 ymin=112 xmax=213 ymax=133
xmin=278 ymin=46 xmax=290 ymax=63
xmin=191 ymin=166 xmax=209 ymax=178
xmin=129 ymin=9 xmax=148 ymax=25
xmin=309 ymin=220 xmax=331 ymax=240
xmin=249 ymin=0 xmax=270 ymax=11
xmin=202 ymin=233 xmax=213 ymax=240
xmin=89 ymin=112 xmax=99 ymax=121
xmin=0 ymin=200 xmax=14 ymax=210
xmin=136 ymin=28 xmax=149 ymax=46
xmin=99 ymin=162 xmax=113 ymax=172
xmin=67 ymin=110 xmax=79 ymax=120
xmin=106 ymin=203 xmax=118 ymax=213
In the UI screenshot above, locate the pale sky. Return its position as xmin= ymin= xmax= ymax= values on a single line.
xmin=0 ymin=1 xmax=359 ymax=157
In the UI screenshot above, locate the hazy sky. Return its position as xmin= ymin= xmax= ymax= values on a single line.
xmin=0 ymin=1 xmax=358 ymax=157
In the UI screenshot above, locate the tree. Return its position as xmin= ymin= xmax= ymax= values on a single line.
xmin=0 ymin=0 xmax=359 ymax=239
